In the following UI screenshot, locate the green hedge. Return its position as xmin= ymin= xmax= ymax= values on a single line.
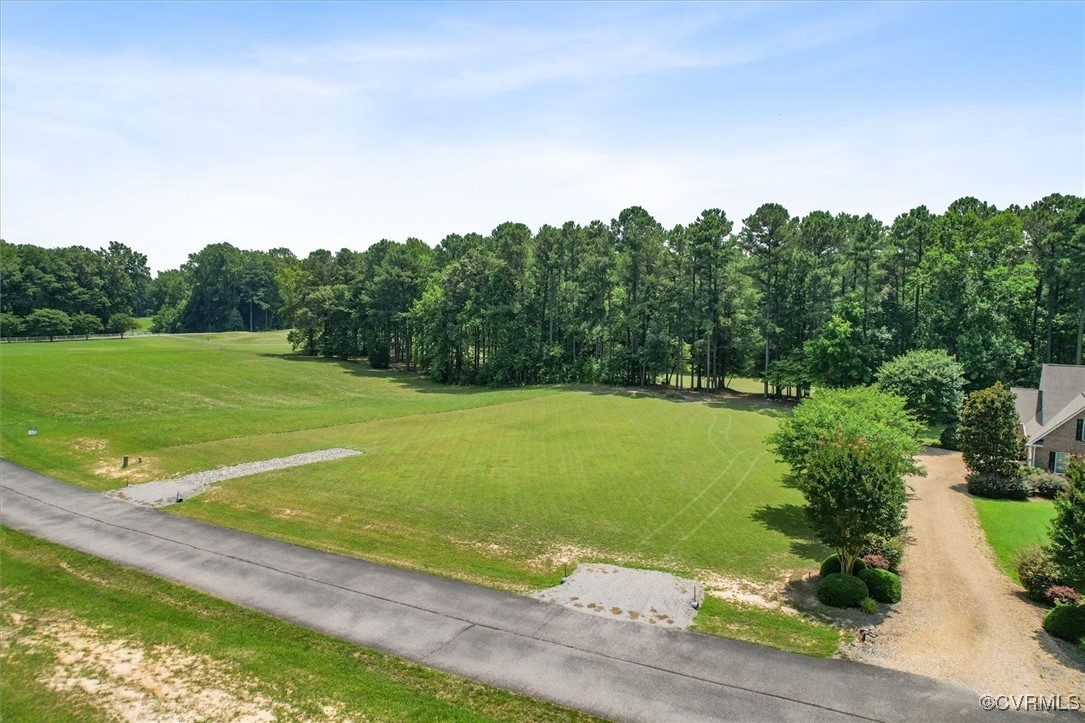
xmin=817 ymin=573 xmax=869 ymax=608
xmin=858 ymin=568 xmax=902 ymax=604
xmin=1042 ymin=605 xmax=1085 ymax=643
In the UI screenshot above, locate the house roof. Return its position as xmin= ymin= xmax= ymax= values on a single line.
xmin=1014 ymin=364 xmax=1085 ymax=446
xmin=1012 ymin=386 xmax=1042 ymax=438
xmin=1039 ymin=364 xmax=1085 ymax=424
xmin=1029 ymin=392 xmax=1085 ymax=447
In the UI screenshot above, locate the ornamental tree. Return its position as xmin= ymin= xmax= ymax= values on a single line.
xmin=71 ymin=312 xmax=104 ymax=338
xmin=768 ymin=386 xmax=924 ymax=477
xmin=106 ymin=312 xmax=139 ymax=338
xmin=799 ymin=429 xmax=910 ymax=575
xmin=876 ymin=349 xmax=965 ymax=424
xmin=25 ymin=308 xmax=72 ymax=340
xmin=957 ymin=382 xmax=1024 ymax=478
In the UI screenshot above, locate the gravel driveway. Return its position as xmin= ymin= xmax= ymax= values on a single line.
xmin=107 ymin=448 xmax=361 ymax=507
xmin=852 ymin=449 xmax=1084 ymax=696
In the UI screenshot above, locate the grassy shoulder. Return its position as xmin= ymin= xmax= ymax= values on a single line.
xmin=690 ymin=595 xmax=841 ymax=657
xmin=0 ymin=528 xmax=599 ymax=723
xmin=973 ymin=497 xmax=1056 ymax=582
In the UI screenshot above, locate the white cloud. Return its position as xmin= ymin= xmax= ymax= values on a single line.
xmin=1 ymin=5 xmax=1080 ymax=271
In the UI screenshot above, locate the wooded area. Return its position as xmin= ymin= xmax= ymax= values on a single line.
xmin=2 ymin=193 xmax=1083 ymax=390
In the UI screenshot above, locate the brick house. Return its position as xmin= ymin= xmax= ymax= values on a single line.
xmin=1012 ymin=364 xmax=1085 ymax=474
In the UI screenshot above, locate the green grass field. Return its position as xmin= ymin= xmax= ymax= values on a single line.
xmin=1 ymin=332 xmax=839 ymax=656
xmin=0 ymin=528 xmax=597 ymax=722
xmin=973 ymin=498 xmax=1056 ymax=581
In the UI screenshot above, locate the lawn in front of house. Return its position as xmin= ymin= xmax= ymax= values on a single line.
xmin=973 ymin=497 xmax=1057 ymax=582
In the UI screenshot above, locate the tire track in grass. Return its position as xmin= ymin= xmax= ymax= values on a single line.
xmin=667 ymin=450 xmax=768 ymax=554
xmin=636 ymin=408 xmax=742 ymax=548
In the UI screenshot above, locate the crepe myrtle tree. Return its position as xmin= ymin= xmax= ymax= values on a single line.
xmin=768 ymin=386 xmax=921 ymax=574
xmin=799 ymin=429 xmax=910 ymax=575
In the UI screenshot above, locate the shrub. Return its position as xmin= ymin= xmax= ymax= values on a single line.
xmin=819 ymin=555 xmax=867 ymax=578
xmin=938 ymin=425 xmax=959 ymax=451
xmin=1023 ymin=467 xmax=1067 ymax=499
xmin=368 ymin=340 xmax=391 ymax=369
xmin=967 ymin=472 xmax=1028 ymax=500
xmin=817 ymin=573 xmax=870 ymax=609
xmin=1042 ymin=605 xmax=1085 ymax=643
xmin=858 ymin=568 xmax=902 ymax=604
xmin=1015 ymin=545 xmax=1065 ymax=603
xmin=862 ymin=554 xmax=891 ymax=571
xmin=1050 ymin=455 xmax=1085 ymax=591
xmin=1046 ymin=586 xmax=1081 ymax=606
xmin=861 ymin=534 xmax=905 ymax=571
xmin=859 ymin=597 xmax=878 ymax=614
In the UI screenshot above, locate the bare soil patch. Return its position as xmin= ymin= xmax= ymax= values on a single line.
xmin=5 ymin=613 xmax=325 ymax=722
xmin=850 ymin=449 xmax=1085 ymax=695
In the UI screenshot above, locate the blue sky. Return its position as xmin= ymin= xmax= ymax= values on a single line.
xmin=2 ymin=1 xmax=1081 ymax=271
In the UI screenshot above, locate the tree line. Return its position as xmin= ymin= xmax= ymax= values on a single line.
xmin=2 ymin=193 xmax=1082 ymax=390
xmin=1 ymin=241 xmax=151 ymax=338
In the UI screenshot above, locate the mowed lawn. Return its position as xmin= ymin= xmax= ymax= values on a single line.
xmin=2 ymin=333 xmax=839 ymax=655
xmin=973 ymin=497 xmax=1057 ymax=582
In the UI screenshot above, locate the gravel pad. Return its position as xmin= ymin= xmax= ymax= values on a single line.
xmin=106 ymin=448 xmax=361 ymax=507
xmin=531 ymin=563 xmax=702 ymax=629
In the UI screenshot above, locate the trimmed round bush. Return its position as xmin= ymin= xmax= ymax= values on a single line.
xmin=1015 ymin=545 xmax=1065 ymax=604
xmin=858 ymin=568 xmax=902 ymax=604
xmin=967 ymin=472 xmax=1028 ymax=500
xmin=817 ymin=573 xmax=870 ymax=608
xmin=1042 ymin=605 xmax=1085 ymax=643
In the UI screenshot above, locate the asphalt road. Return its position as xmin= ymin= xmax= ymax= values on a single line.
xmin=1 ymin=459 xmax=1005 ymax=721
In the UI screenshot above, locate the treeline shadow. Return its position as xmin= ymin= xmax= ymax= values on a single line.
xmin=263 ymin=353 xmax=797 ymax=416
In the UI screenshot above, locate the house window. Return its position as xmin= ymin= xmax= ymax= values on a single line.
xmin=1051 ymin=451 xmax=1070 ymax=475
xmin=1077 ymin=418 xmax=1084 ymax=442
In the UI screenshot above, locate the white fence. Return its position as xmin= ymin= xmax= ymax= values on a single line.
xmin=0 ymin=332 xmax=153 ymax=343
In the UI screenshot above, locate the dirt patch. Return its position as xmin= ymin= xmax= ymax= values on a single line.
xmin=696 ymin=570 xmax=801 ymax=615
xmin=5 ymin=613 xmax=336 ymax=721
xmin=73 ymin=438 xmax=109 ymax=453
xmin=92 ymin=457 xmax=163 ymax=484
xmin=849 ymin=449 xmax=1085 ymax=695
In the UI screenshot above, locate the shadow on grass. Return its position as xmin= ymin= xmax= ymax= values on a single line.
xmin=576 ymin=384 xmax=792 ymax=419
xmin=265 ymin=354 xmax=510 ymax=396
xmin=262 ymin=353 xmax=794 ymax=418
xmin=749 ymin=503 xmax=827 ymax=563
